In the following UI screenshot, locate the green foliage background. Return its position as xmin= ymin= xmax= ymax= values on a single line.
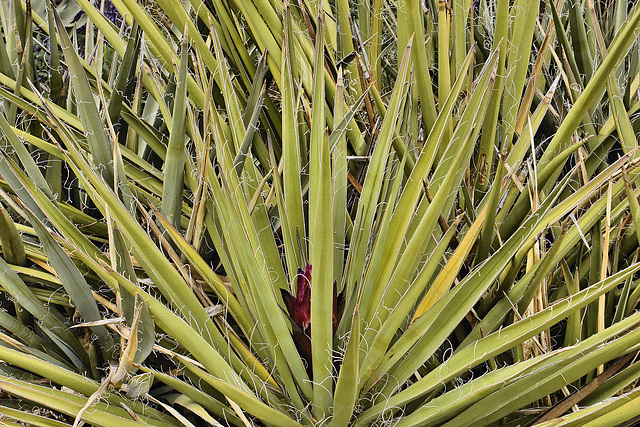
xmin=1 ymin=0 xmax=640 ymax=425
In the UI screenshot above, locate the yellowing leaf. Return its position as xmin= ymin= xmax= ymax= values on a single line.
xmin=412 ymin=205 xmax=488 ymax=323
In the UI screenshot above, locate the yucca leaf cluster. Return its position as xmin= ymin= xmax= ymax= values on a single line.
xmin=1 ymin=0 xmax=640 ymax=425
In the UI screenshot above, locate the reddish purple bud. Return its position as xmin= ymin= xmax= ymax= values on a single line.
xmin=333 ymin=280 xmax=345 ymax=334
xmin=281 ymin=263 xmax=312 ymax=336
xmin=280 ymin=263 xmax=346 ymax=371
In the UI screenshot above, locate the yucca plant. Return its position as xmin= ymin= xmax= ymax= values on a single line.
xmin=2 ymin=0 xmax=640 ymax=425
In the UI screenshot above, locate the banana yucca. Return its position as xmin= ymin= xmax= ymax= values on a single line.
xmin=1 ymin=0 xmax=640 ymax=425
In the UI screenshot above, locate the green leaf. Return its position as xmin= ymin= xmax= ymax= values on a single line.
xmin=137 ymin=366 xmax=242 ymax=424
xmin=280 ymin=4 xmax=306 ymax=275
xmin=357 ymin=261 xmax=640 ymax=423
xmin=0 ymin=375 xmax=175 ymax=427
xmin=332 ymin=308 xmax=360 ymax=427
xmin=0 ymin=404 xmax=72 ymax=427
xmin=308 ymin=13 xmax=334 ymax=419
xmin=25 ymin=210 xmax=115 ymax=364
xmin=52 ymin=8 xmax=114 ymax=185
xmin=0 ymin=255 xmax=89 ymax=371
xmin=535 ymin=387 xmax=640 ymax=427
xmin=107 ymin=22 xmax=141 ymax=125
xmin=161 ymin=27 xmax=189 ymax=228
xmin=0 ymin=201 xmax=26 ymax=266
xmin=347 ymin=37 xmax=413 ymax=300
xmin=0 ymin=110 xmax=53 ymax=199
xmin=179 ymin=358 xmax=302 ymax=427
